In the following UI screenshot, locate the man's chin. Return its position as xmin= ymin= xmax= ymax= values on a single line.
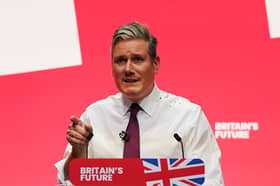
xmin=121 ymin=88 xmax=142 ymax=100
xmin=120 ymin=85 xmax=140 ymax=93
xmin=122 ymin=91 xmax=140 ymax=97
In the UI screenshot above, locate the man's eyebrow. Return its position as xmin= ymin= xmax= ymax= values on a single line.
xmin=132 ymin=53 xmax=143 ymax=56
xmin=113 ymin=55 xmax=126 ymax=59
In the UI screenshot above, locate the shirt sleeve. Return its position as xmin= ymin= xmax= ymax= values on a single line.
xmin=187 ymin=109 xmax=225 ymax=186
xmin=54 ymin=144 xmax=73 ymax=186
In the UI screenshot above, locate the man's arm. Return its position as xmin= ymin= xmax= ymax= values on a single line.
xmin=187 ymin=110 xmax=224 ymax=185
xmin=63 ymin=116 xmax=92 ymax=180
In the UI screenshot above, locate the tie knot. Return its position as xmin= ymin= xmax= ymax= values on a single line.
xmin=130 ymin=103 xmax=141 ymax=116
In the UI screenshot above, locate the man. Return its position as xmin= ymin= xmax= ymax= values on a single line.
xmin=55 ymin=22 xmax=224 ymax=185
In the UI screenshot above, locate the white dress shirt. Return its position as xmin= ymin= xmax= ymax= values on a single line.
xmin=55 ymin=84 xmax=224 ymax=185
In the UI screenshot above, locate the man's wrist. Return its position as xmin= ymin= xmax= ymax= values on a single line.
xmin=71 ymin=144 xmax=87 ymax=158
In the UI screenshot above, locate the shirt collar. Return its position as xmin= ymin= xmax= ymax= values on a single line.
xmin=121 ymin=83 xmax=160 ymax=116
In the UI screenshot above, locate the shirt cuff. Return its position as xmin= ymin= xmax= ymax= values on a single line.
xmin=55 ymin=159 xmax=73 ymax=186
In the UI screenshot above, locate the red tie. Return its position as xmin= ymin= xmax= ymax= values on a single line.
xmin=123 ymin=103 xmax=141 ymax=158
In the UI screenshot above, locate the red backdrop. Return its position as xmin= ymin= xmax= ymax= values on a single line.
xmin=0 ymin=0 xmax=279 ymax=185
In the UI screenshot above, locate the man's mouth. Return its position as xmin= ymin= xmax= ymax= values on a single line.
xmin=123 ymin=79 xmax=139 ymax=83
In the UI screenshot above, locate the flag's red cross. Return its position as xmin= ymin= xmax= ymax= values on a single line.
xmin=143 ymin=159 xmax=204 ymax=186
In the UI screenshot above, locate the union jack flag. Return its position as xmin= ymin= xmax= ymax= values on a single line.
xmin=142 ymin=158 xmax=205 ymax=186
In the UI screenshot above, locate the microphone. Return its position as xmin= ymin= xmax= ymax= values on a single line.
xmin=86 ymin=132 xmax=93 ymax=159
xmin=119 ymin=130 xmax=129 ymax=142
xmin=174 ymin=133 xmax=185 ymax=159
xmin=86 ymin=132 xmax=94 ymax=141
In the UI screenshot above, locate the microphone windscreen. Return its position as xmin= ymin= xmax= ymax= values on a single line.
xmin=174 ymin=133 xmax=182 ymax=142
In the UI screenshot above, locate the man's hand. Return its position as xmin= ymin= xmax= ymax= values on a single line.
xmin=64 ymin=116 xmax=93 ymax=180
xmin=66 ymin=116 xmax=93 ymax=158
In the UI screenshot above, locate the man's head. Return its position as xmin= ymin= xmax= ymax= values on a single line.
xmin=111 ymin=22 xmax=157 ymax=60
xmin=111 ymin=22 xmax=160 ymax=102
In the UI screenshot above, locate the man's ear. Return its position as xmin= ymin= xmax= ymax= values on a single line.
xmin=153 ymin=56 xmax=160 ymax=74
xmin=111 ymin=63 xmax=113 ymax=76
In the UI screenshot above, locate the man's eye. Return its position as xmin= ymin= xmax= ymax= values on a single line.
xmin=114 ymin=58 xmax=126 ymax=64
xmin=133 ymin=56 xmax=144 ymax=62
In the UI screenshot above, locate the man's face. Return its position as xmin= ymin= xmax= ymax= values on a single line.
xmin=112 ymin=39 xmax=160 ymax=102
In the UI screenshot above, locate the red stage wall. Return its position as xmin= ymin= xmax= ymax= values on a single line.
xmin=0 ymin=0 xmax=279 ymax=185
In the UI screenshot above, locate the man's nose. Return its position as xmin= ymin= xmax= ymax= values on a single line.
xmin=124 ymin=60 xmax=133 ymax=72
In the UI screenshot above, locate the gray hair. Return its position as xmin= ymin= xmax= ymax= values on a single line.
xmin=111 ymin=22 xmax=157 ymax=60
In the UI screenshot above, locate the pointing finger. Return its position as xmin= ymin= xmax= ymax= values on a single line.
xmin=70 ymin=115 xmax=82 ymax=126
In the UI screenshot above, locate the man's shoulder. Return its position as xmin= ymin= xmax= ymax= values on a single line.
xmin=85 ymin=92 xmax=122 ymax=111
xmin=159 ymin=89 xmax=201 ymax=112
